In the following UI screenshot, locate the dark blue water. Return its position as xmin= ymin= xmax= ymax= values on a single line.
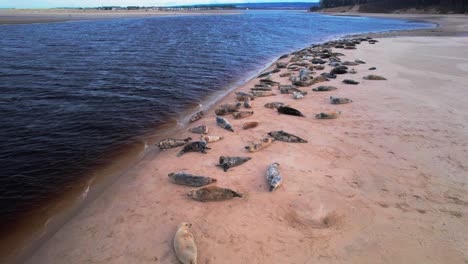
xmin=0 ymin=11 xmax=433 ymax=223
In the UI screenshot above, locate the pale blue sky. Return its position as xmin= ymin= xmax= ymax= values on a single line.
xmin=0 ymin=0 xmax=318 ymax=9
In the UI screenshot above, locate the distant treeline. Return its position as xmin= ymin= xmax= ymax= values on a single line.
xmin=317 ymin=0 xmax=468 ymax=13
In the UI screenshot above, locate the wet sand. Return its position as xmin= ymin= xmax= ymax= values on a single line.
xmin=0 ymin=9 xmax=240 ymax=25
xmin=19 ymin=27 xmax=468 ymax=264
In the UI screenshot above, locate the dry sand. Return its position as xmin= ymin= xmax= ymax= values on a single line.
xmin=0 ymin=9 xmax=240 ymax=24
xmin=19 ymin=33 xmax=468 ymax=264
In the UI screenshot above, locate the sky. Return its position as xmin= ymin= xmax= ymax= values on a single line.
xmin=0 ymin=0 xmax=319 ymax=9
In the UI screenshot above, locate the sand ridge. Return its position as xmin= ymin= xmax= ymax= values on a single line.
xmin=20 ymin=35 xmax=468 ymax=264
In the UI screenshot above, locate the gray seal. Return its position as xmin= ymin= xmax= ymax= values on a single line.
xmin=187 ymin=186 xmax=243 ymax=202
xmin=189 ymin=111 xmax=204 ymax=123
xmin=330 ymin=96 xmax=353 ymax=105
xmin=216 ymin=116 xmax=234 ymax=132
xmin=189 ymin=125 xmax=209 ymax=134
xmin=217 ymin=156 xmax=252 ymax=172
xmin=168 ymin=172 xmax=217 ymax=187
xmin=177 ymin=140 xmax=210 ymax=157
xmin=343 ymin=79 xmax=360 ymax=85
xmin=312 ymin=86 xmax=337 ymax=92
xmin=268 ymin=130 xmax=308 ymax=143
xmin=277 ymin=106 xmax=305 ymax=117
xmin=158 ymin=137 xmax=192 ymax=150
xmin=266 ymin=162 xmax=282 ymax=192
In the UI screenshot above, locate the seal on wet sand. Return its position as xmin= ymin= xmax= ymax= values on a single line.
xmin=315 ymin=111 xmax=341 ymax=119
xmin=189 ymin=125 xmax=209 ymax=134
xmin=268 ymin=130 xmax=308 ymax=143
xmin=217 ymin=156 xmax=252 ymax=172
xmin=215 ymin=102 xmax=241 ymax=116
xmin=216 ymin=116 xmax=234 ymax=132
xmin=232 ymin=111 xmax=254 ymax=119
xmin=313 ymin=86 xmax=337 ymax=92
xmin=264 ymin=102 xmax=285 ymax=109
xmin=188 ymin=186 xmax=243 ymax=202
xmin=266 ymin=162 xmax=282 ymax=192
xmin=200 ymin=135 xmax=224 ymax=143
xmin=243 ymin=121 xmax=259 ymax=130
xmin=177 ymin=140 xmax=210 ymax=157
xmin=158 ymin=137 xmax=192 ymax=150
xmin=168 ymin=172 xmax=217 ymax=187
xmin=189 ymin=111 xmax=204 ymax=123
xmin=244 ymin=97 xmax=252 ymax=108
xmin=343 ymin=79 xmax=360 ymax=85
xmin=235 ymin=92 xmax=255 ymax=101
xmin=330 ymin=96 xmax=353 ymax=105
xmin=277 ymin=106 xmax=305 ymax=117
xmin=252 ymin=90 xmax=276 ymax=97
xmin=174 ymin=222 xmax=197 ymax=264
xmin=363 ymin=75 xmax=387 ymax=80
xmin=245 ymin=137 xmax=275 ymax=152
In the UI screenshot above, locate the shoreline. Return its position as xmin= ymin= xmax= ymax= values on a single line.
xmin=0 ymin=9 xmax=242 ymax=25
xmin=3 ymin=13 xmax=468 ymax=264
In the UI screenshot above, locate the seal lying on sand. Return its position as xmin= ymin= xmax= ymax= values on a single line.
xmin=243 ymin=121 xmax=259 ymax=130
xmin=313 ymin=86 xmax=337 ymax=92
xmin=264 ymin=102 xmax=285 ymax=109
xmin=315 ymin=111 xmax=341 ymax=119
xmin=268 ymin=130 xmax=307 ymax=143
xmin=189 ymin=111 xmax=204 ymax=123
xmin=244 ymin=97 xmax=252 ymax=108
xmin=158 ymin=137 xmax=192 ymax=150
xmin=343 ymin=79 xmax=360 ymax=85
xmin=189 ymin=125 xmax=209 ymax=134
xmin=188 ymin=186 xmax=243 ymax=202
xmin=216 ymin=116 xmax=234 ymax=132
xmin=293 ymin=92 xmax=305 ymax=100
xmin=330 ymin=96 xmax=353 ymax=105
xmin=168 ymin=172 xmax=217 ymax=187
xmin=252 ymin=91 xmax=276 ymax=97
xmin=215 ymin=102 xmax=241 ymax=116
xmin=277 ymin=106 xmax=305 ymax=117
xmin=200 ymin=135 xmax=223 ymax=143
xmin=232 ymin=111 xmax=254 ymax=119
xmin=245 ymin=137 xmax=275 ymax=153
xmin=174 ymin=222 xmax=198 ymax=264
xmin=266 ymin=162 xmax=282 ymax=192
xmin=235 ymin=92 xmax=255 ymax=101
xmin=363 ymin=75 xmax=387 ymax=80
xmin=217 ymin=156 xmax=251 ymax=172
xmin=177 ymin=140 xmax=210 ymax=157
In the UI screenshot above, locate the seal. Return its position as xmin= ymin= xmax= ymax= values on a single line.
xmin=243 ymin=97 xmax=252 ymax=108
xmin=235 ymin=92 xmax=255 ymax=101
xmin=232 ymin=111 xmax=254 ymax=119
xmin=266 ymin=162 xmax=282 ymax=192
xmin=343 ymin=79 xmax=360 ymax=85
xmin=315 ymin=111 xmax=341 ymax=119
xmin=264 ymin=102 xmax=285 ymax=109
xmin=158 ymin=137 xmax=192 ymax=150
xmin=245 ymin=137 xmax=275 ymax=153
xmin=349 ymin=69 xmax=357 ymax=74
xmin=189 ymin=111 xmax=204 ymax=123
xmin=312 ymin=86 xmax=337 ymax=92
xmin=280 ymin=72 xmax=292 ymax=78
xmin=243 ymin=121 xmax=259 ymax=130
xmin=331 ymin=66 xmax=348 ymax=74
xmin=216 ymin=116 xmax=234 ymax=132
xmin=369 ymin=67 xmax=377 ymax=70
xmin=187 ymin=186 xmax=243 ymax=202
xmin=355 ymin=59 xmax=366 ymax=64
xmin=177 ymin=140 xmax=210 ymax=157
xmin=215 ymin=102 xmax=241 ymax=116
xmin=279 ymin=85 xmax=301 ymax=94
xmin=277 ymin=106 xmax=305 ymax=117
xmin=200 ymin=135 xmax=224 ymax=143
xmin=189 ymin=125 xmax=209 ymax=134
xmin=342 ymin=61 xmax=359 ymax=66
xmin=321 ymin=72 xmax=337 ymax=79
xmin=363 ymin=75 xmax=387 ymax=80
xmin=330 ymin=96 xmax=353 ymax=105
xmin=292 ymin=91 xmax=305 ymax=100
xmin=252 ymin=91 xmax=276 ymax=97
xmin=311 ymin=75 xmax=329 ymax=85
xmin=174 ymin=222 xmax=198 ymax=264
xmin=268 ymin=130 xmax=308 ymax=143
xmin=217 ymin=156 xmax=252 ymax=172
xmin=168 ymin=172 xmax=217 ymax=187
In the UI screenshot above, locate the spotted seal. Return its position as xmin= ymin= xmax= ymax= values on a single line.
xmin=188 ymin=186 xmax=243 ymax=202
xmin=189 ymin=125 xmax=209 ymax=134
xmin=343 ymin=79 xmax=360 ymax=85
xmin=315 ymin=111 xmax=341 ymax=119
xmin=264 ymin=102 xmax=285 ymax=109
xmin=236 ymin=92 xmax=255 ymax=101
xmin=168 ymin=172 xmax=217 ymax=187
xmin=363 ymin=75 xmax=387 ymax=80
xmin=200 ymin=135 xmax=223 ymax=143
xmin=177 ymin=140 xmax=210 ymax=157
xmin=252 ymin=91 xmax=276 ymax=97
xmin=330 ymin=96 xmax=353 ymax=105
xmin=217 ymin=156 xmax=251 ymax=172
xmin=243 ymin=97 xmax=252 ymax=108
xmin=312 ymin=86 xmax=337 ymax=92
xmin=266 ymin=162 xmax=282 ymax=192
xmin=232 ymin=111 xmax=254 ymax=119
xmin=268 ymin=130 xmax=308 ymax=143
xmin=174 ymin=222 xmax=197 ymax=264
xmin=158 ymin=137 xmax=192 ymax=150
xmin=245 ymin=137 xmax=275 ymax=153
xmin=214 ymin=102 xmax=241 ymax=116
xmin=216 ymin=116 xmax=234 ymax=132
xmin=189 ymin=111 xmax=204 ymax=123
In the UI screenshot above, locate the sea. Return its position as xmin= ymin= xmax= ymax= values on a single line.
xmin=0 ymin=9 xmax=433 ymax=260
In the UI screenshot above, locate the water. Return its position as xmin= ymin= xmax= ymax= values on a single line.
xmin=0 ymin=11 xmax=432 ymax=225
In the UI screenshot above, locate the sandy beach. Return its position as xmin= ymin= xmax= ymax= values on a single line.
xmin=0 ymin=9 xmax=240 ymax=24
xmin=4 ymin=14 xmax=467 ymax=264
